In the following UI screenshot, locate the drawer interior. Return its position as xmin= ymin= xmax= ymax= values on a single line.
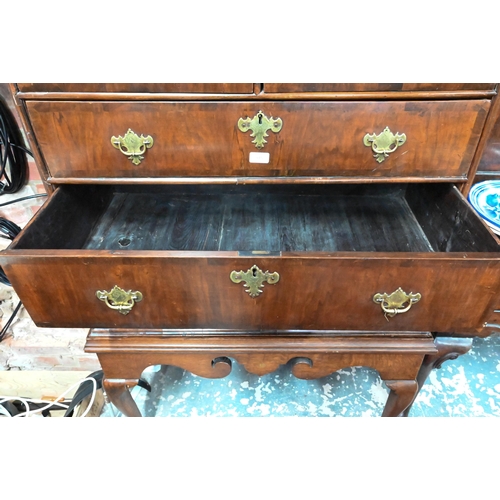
xmin=11 ymin=183 xmax=500 ymax=253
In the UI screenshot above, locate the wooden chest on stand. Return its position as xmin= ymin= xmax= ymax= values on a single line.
xmin=3 ymin=82 xmax=500 ymax=416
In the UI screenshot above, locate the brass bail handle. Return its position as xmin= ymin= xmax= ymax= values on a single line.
xmin=373 ymin=287 xmax=421 ymax=321
xmin=363 ymin=126 xmax=406 ymax=163
xmin=96 ymin=285 xmax=143 ymax=315
xmin=110 ymin=129 xmax=154 ymax=165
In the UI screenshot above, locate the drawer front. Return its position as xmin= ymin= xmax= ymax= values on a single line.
xmin=27 ymin=100 xmax=489 ymax=181
xmin=2 ymin=253 xmax=498 ymax=335
xmin=264 ymin=83 xmax=497 ymax=93
xmin=18 ymin=83 xmax=255 ymax=93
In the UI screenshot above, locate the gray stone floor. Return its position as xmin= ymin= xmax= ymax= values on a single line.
xmin=101 ymin=334 xmax=500 ymax=417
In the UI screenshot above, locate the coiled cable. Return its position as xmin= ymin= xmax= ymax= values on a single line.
xmin=0 ymin=98 xmax=28 ymax=194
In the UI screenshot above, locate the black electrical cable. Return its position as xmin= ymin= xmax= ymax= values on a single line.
xmin=0 ymin=216 xmax=22 ymax=342
xmin=0 ymin=193 xmax=47 ymax=208
xmin=0 ymin=99 xmax=28 ymax=194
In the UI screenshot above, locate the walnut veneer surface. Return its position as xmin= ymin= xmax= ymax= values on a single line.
xmin=3 ymin=83 xmax=500 ymax=416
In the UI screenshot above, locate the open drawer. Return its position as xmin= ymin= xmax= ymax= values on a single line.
xmin=1 ymin=183 xmax=500 ymax=335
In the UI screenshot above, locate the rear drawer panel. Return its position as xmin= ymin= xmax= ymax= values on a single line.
xmin=26 ymin=100 xmax=489 ymax=180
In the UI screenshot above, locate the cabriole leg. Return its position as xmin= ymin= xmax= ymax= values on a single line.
xmin=103 ymin=379 xmax=142 ymax=417
xmin=402 ymin=337 xmax=473 ymax=417
xmin=382 ymin=380 xmax=419 ymax=417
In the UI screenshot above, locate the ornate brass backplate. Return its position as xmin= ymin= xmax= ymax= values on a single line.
xmin=111 ymin=129 xmax=154 ymax=165
xmin=96 ymin=285 xmax=143 ymax=315
xmin=373 ymin=287 xmax=421 ymax=320
xmin=238 ymin=111 xmax=283 ymax=149
xmin=230 ymin=265 xmax=280 ymax=298
xmin=363 ymin=126 xmax=406 ymax=163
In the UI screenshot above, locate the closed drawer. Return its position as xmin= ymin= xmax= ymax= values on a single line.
xmin=26 ymin=100 xmax=489 ymax=181
xmin=1 ymin=183 xmax=499 ymax=335
xmin=264 ymin=83 xmax=497 ymax=93
xmin=17 ymin=83 xmax=255 ymax=93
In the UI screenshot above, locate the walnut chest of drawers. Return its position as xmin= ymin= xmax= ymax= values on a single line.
xmin=3 ymin=83 xmax=500 ymax=416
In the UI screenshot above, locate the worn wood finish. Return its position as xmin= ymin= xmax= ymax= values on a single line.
xmin=82 ymin=188 xmax=431 ymax=253
xmin=7 ymin=83 xmax=500 ymax=417
xmin=16 ymin=91 xmax=497 ymax=103
xmin=26 ymin=100 xmax=489 ymax=180
xmin=16 ymin=83 xmax=255 ymax=94
xmin=89 ymin=329 xmax=436 ymax=417
xmin=405 ymin=183 xmax=500 ymax=252
xmin=3 ymin=183 xmax=500 ymax=333
xmin=2 ymin=252 xmax=499 ymax=333
xmin=46 ymin=175 xmax=468 ymax=185
xmin=264 ymin=83 xmax=497 ymax=93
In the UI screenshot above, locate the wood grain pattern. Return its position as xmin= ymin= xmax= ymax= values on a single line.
xmin=16 ymin=83 xmax=255 ymax=93
xmin=26 ymin=100 xmax=489 ymax=180
xmin=3 ymin=183 xmax=499 ymax=333
xmin=2 ymin=252 xmax=499 ymax=334
xmin=89 ymin=330 xmax=435 ymax=416
xmin=264 ymin=83 xmax=497 ymax=93
xmin=16 ymin=91 xmax=496 ymax=102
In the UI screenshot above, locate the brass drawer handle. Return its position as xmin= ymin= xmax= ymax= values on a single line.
xmin=373 ymin=287 xmax=421 ymax=320
xmin=363 ymin=126 xmax=406 ymax=163
xmin=96 ymin=285 xmax=143 ymax=315
xmin=238 ymin=110 xmax=283 ymax=149
xmin=230 ymin=265 xmax=279 ymax=298
xmin=111 ymin=128 xmax=154 ymax=165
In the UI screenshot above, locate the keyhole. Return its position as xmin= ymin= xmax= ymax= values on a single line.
xmin=258 ymin=113 xmax=263 ymax=124
xmin=252 ymin=267 xmax=257 ymax=277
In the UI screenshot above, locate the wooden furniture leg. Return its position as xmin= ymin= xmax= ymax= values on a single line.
xmin=382 ymin=380 xmax=419 ymax=417
xmin=402 ymin=337 xmax=473 ymax=417
xmin=103 ymin=379 xmax=142 ymax=417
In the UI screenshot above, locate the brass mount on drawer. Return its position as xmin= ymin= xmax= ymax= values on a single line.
xmin=373 ymin=287 xmax=421 ymax=320
xmin=237 ymin=111 xmax=283 ymax=149
xmin=230 ymin=265 xmax=280 ymax=298
xmin=111 ymin=129 xmax=154 ymax=165
xmin=96 ymin=285 xmax=143 ymax=315
xmin=363 ymin=126 xmax=406 ymax=163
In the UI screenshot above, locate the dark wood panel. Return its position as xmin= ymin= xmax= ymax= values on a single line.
xmin=476 ymin=108 xmax=500 ymax=173
xmin=12 ymin=183 xmax=499 ymax=254
xmin=265 ymin=83 xmax=497 ymax=93
xmin=80 ymin=189 xmax=431 ymax=252
xmin=17 ymin=83 xmax=255 ymax=94
xmin=26 ymin=100 xmax=489 ymax=180
xmin=1 ymin=253 xmax=499 ymax=335
xmin=406 ymin=184 xmax=500 ymax=252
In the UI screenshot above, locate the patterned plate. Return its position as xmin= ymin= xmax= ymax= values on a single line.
xmin=468 ymin=180 xmax=500 ymax=231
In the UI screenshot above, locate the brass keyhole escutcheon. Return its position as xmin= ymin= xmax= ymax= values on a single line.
xmin=238 ymin=110 xmax=283 ymax=149
xmin=230 ymin=265 xmax=280 ymax=298
xmin=373 ymin=287 xmax=421 ymax=321
xmin=96 ymin=285 xmax=143 ymax=315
